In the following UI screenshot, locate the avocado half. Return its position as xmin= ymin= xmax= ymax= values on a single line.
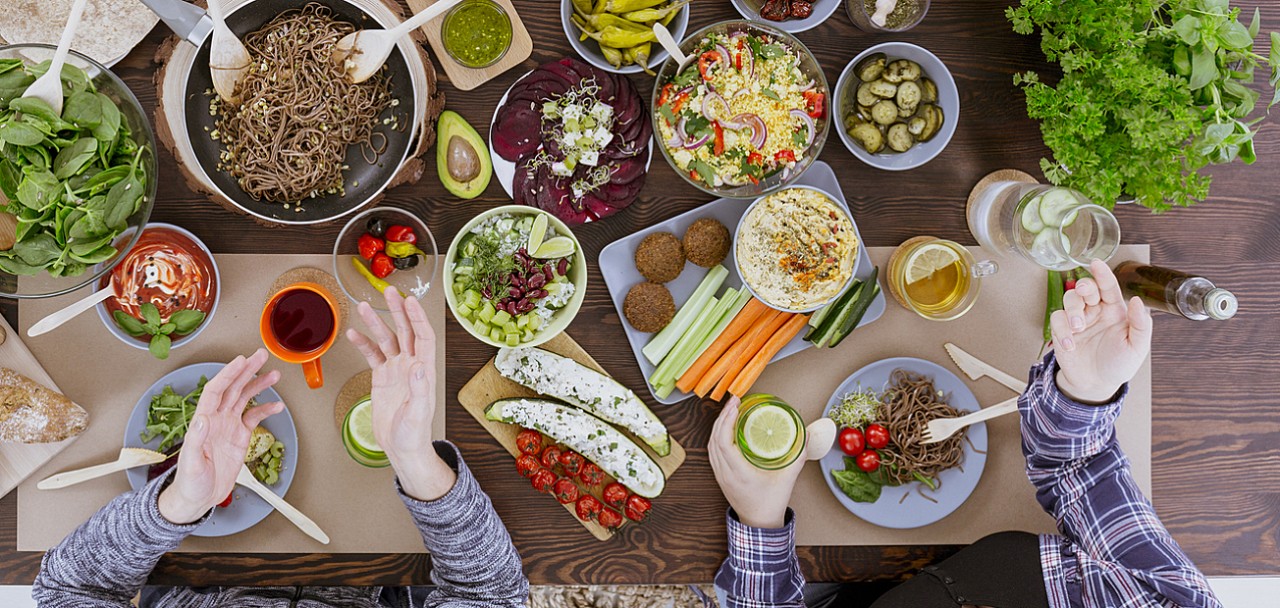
xmin=436 ymin=110 xmax=492 ymax=199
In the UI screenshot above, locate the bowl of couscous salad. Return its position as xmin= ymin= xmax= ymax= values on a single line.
xmin=651 ymin=21 xmax=831 ymax=199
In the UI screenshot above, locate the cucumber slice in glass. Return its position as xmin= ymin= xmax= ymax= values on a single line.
xmin=1038 ymin=188 xmax=1079 ymax=227
xmin=1021 ymin=196 xmax=1046 ymax=233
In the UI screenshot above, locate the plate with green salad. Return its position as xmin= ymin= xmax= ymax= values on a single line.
xmin=122 ymin=362 xmax=297 ymax=537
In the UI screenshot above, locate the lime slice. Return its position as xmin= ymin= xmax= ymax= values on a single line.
xmin=526 ymin=214 xmax=549 ymax=255
xmin=345 ymin=399 xmax=382 ymax=455
xmin=533 ymin=236 xmax=575 ymax=259
xmin=742 ymin=404 xmax=799 ymax=460
xmin=904 ymin=243 xmax=961 ymax=285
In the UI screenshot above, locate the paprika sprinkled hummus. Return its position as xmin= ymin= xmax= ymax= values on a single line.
xmin=736 ymin=187 xmax=857 ymax=311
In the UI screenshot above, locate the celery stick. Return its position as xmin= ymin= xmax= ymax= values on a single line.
xmin=642 ymin=265 xmax=728 ymax=365
xmin=672 ymin=287 xmax=751 ymax=382
xmin=650 ymin=295 xmax=721 ymax=387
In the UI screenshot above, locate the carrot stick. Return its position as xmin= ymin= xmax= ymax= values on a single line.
xmin=676 ymin=298 xmax=769 ymax=393
xmin=694 ymin=309 xmax=783 ymax=397
xmin=728 ymin=313 xmax=811 ymax=398
xmin=712 ymin=311 xmax=792 ymax=400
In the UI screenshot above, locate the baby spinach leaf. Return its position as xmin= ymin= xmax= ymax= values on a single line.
xmin=112 ymin=310 xmax=147 ymax=336
xmin=0 ymin=122 xmax=44 ymax=146
xmin=0 ymin=159 xmax=19 ymax=199
xmin=62 ymin=90 xmax=102 ymax=128
xmin=13 ymin=233 xmax=61 ymax=266
xmin=79 ymin=164 xmax=128 ymax=195
xmin=92 ymin=93 xmax=121 ymax=144
xmin=16 ymin=168 xmax=59 ymax=210
xmin=103 ymin=174 xmax=141 ymax=229
xmin=8 ymin=97 xmax=64 ymax=127
xmin=67 ymin=210 xmax=107 ymax=240
xmin=52 ymin=137 xmax=96 ymax=180
xmin=0 ymin=69 xmax=34 ymax=104
xmin=832 ymin=468 xmax=882 ymax=504
xmin=0 ymin=254 xmax=43 ymax=276
xmin=69 ymin=244 xmax=115 ymax=265
xmin=69 ymin=233 xmax=113 ymax=256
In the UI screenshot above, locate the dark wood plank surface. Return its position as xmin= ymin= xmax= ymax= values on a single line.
xmin=2 ymin=0 xmax=1279 ymax=586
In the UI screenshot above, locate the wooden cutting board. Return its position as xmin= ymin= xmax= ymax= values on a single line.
xmin=406 ymin=0 xmax=533 ymax=91
xmin=0 ymin=314 xmax=83 ymax=498
xmin=458 ymin=332 xmax=685 ymax=541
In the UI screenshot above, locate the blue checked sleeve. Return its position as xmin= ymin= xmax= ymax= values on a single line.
xmin=714 ymin=508 xmax=805 ymax=608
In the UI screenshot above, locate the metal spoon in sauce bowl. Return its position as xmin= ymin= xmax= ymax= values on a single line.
xmin=333 ymin=0 xmax=464 ymax=84
xmin=27 ymin=279 xmax=116 ymax=338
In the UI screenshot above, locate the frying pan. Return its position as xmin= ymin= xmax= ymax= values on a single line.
xmin=166 ymin=0 xmax=422 ymax=225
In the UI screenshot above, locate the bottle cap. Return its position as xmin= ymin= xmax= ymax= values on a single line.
xmin=1204 ymin=288 xmax=1238 ymax=320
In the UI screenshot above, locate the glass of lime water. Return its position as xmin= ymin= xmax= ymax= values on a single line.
xmin=735 ymin=394 xmax=806 ymax=470
xmin=342 ymin=396 xmax=389 ymax=468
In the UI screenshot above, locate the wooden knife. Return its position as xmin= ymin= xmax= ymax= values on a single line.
xmin=943 ymin=343 xmax=1027 ymax=394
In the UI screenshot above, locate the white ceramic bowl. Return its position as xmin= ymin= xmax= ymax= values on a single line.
xmin=728 ymin=0 xmax=842 ymax=33
xmin=732 ymin=185 xmax=859 ymax=313
xmin=834 ymin=42 xmax=959 ymax=171
xmin=95 ymin=223 xmax=220 ymax=353
xmin=560 ymin=0 xmax=689 ymax=74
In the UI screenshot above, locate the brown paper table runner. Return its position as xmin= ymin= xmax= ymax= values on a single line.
xmin=749 ymin=245 xmax=1152 ymax=546
xmin=15 ymin=254 xmax=445 ymax=553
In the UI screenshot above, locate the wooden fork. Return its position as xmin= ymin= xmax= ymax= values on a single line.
xmin=921 ymin=397 xmax=1018 ymax=445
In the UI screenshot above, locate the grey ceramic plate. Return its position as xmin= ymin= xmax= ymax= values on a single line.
xmin=728 ymin=0 xmax=842 ymax=33
xmin=819 ymin=357 xmax=987 ymax=529
xmin=599 ymin=161 xmax=886 ymax=404
xmin=123 ymin=362 xmax=297 ymax=537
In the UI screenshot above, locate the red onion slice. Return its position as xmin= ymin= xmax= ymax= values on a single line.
xmin=702 ymin=91 xmax=730 ymax=122
xmin=790 ymin=109 xmax=815 ymax=147
xmin=683 ymin=133 xmax=711 ymax=149
xmin=734 ymin=113 xmax=767 ymax=148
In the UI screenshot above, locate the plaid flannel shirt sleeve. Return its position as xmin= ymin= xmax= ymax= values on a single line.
xmin=714 ymin=508 xmax=805 ymax=608
xmin=1020 ymin=353 xmax=1221 ymax=608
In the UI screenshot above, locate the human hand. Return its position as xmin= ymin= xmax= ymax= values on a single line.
xmin=1049 ymin=259 xmax=1153 ymax=404
xmin=708 ymin=396 xmax=805 ymax=529
xmin=346 ymin=287 xmax=455 ymax=501
xmin=158 ymin=350 xmax=284 ymax=524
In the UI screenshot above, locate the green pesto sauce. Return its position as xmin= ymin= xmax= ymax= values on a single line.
xmin=442 ymin=0 xmax=512 ymax=68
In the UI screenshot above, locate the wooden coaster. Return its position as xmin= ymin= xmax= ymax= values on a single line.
xmin=406 ymin=0 xmax=533 ymax=91
xmin=966 ymin=169 xmax=1038 ymax=221
xmin=885 ymin=235 xmax=939 ymax=311
xmin=266 ymin=267 xmax=351 ymax=329
xmin=334 ymin=370 xmax=373 ymax=430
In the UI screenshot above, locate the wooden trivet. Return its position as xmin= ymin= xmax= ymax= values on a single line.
xmin=966 ymin=169 xmax=1038 ymax=221
xmin=334 ymin=370 xmax=373 ymax=430
xmin=266 ymin=267 xmax=351 ymax=329
xmin=885 ymin=235 xmax=938 ymax=311
xmin=406 ymin=0 xmax=533 ymax=91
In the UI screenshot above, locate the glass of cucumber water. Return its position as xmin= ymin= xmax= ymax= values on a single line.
xmin=968 ymin=182 xmax=1120 ymax=271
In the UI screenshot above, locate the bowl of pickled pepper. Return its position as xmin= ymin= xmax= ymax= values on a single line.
xmin=561 ymin=0 xmax=691 ymax=75
xmin=333 ymin=207 xmax=438 ymax=312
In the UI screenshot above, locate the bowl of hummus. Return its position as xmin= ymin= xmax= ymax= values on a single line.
xmin=734 ymin=186 xmax=859 ymax=312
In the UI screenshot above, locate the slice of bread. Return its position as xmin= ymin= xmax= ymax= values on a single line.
xmin=0 ymin=368 xmax=87 ymax=443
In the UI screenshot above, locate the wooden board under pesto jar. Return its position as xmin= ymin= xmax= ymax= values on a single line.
xmin=457 ymin=332 xmax=685 ymax=541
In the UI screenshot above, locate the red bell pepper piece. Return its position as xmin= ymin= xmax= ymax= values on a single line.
xmin=358 ymin=234 xmax=385 ymax=260
xmin=370 ymin=253 xmax=396 ymax=279
xmin=385 ymin=225 xmax=417 ymax=244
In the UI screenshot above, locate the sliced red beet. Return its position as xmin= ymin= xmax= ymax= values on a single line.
xmin=493 ymin=108 xmax=542 ymax=161
xmin=610 ymin=156 xmax=646 ymax=184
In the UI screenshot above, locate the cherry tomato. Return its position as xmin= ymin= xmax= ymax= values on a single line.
xmin=602 ymin=482 xmax=629 ymax=509
xmin=539 ymin=445 xmax=563 ymax=470
xmin=385 ymin=225 xmax=417 ymax=244
xmin=217 ymin=492 xmax=233 ymax=508
xmin=515 ymin=454 xmax=541 ymax=479
xmin=553 ymin=478 xmax=580 ymax=504
xmin=856 ymin=449 xmax=881 ymax=473
xmin=370 ymin=253 xmax=395 ymax=279
xmin=530 ymin=468 xmax=557 ymax=493
xmin=575 ymin=495 xmax=603 ymax=522
xmin=358 ymin=234 xmax=384 ymax=260
xmin=865 ymin=424 xmax=890 ymax=450
xmin=624 ymin=495 xmax=652 ymax=523
xmin=578 ymin=463 xmax=606 ymax=487
xmin=597 ymin=507 xmax=624 ymax=530
xmin=558 ymin=450 xmax=585 ymax=476
xmin=516 ymin=429 xmax=542 ymax=455
xmin=1064 ymin=279 xmax=1078 ymax=290
xmin=838 ymin=427 xmax=865 ymax=456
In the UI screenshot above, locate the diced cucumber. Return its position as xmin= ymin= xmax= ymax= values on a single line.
xmin=546 ymin=282 xmax=564 ymax=296
xmin=493 ymin=310 xmax=512 ymax=326
xmin=1020 ymin=196 xmax=1046 ymax=233
xmin=527 ymin=315 xmax=542 ymax=331
xmin=522 ymin=329 xmax=535 ymax=342
xmin=459 ymin=233 xmax=476 ymax=257
xmin=1038 ymin=188 xmax=1079 ymax=228
xmin=502 ymin=321 xmax=518 ymax=334
xmin=454 ymin=264 xmax=474 ymax=277
xmin=474 ymin=318 xmax=490 ymax=335
xmin=499 ymin=218 xmax=515 ymax=233
xmin=505 ymin=333 xmax=520 ymax=347
xmin=489 ymin=326 xmax=505 ymax=342
xmin=478 ymin=301 xmax=496 ymax=323
xmin=463 ymin=290 xmax=482 ymax=309
xmin=457 ymin=303 xmax=474 ymax=319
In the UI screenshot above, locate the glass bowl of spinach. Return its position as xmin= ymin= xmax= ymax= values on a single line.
xmin=0 ymin=44 xmax=155 ymax=298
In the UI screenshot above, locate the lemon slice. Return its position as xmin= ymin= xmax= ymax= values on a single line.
xmin=526 ymin=214 xmax=549 ymax=255
xmin=533 ymin=236 xmax=575 ymax=259
xmin=904 ymin=243 xmax=961 ymax=285
xmin=742 ymin=404 xmax=798 ymax=460
xmin=345 ymin=399 xmax=382 ymax=455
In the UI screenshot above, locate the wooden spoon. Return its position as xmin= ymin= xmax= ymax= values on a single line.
xmin=206 ymin=0 xmax=251 ymax=104
xmin=27 ymin=279 xmax=115 ymax=338
xmin=20 ymin=0 xmax=89 ymax=116
xmin=804 ymin=417 xmax=837 ymax=461
xmin=333 ymin=0 xmax=463 ymax=84
xmin=651 ymin=22 xmax=691 ymax=71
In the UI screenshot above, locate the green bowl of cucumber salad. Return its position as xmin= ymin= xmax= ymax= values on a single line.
xmin=445 ymin=206 xmax=587 ymax=349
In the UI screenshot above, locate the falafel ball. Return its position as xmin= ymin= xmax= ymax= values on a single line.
xmin=634 ymin=232 xmax=685 ymax=283
xmin=623 ymin=282 xmax=677 ymax=333
xmin=683 ymin=218 xmax=731 ymax=268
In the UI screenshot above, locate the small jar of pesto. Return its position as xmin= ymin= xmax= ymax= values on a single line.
xmin=442 ymin=0 xmax=513 ymax=69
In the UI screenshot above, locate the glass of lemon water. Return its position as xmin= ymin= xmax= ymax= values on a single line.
xmin=736 ymin=395 xmax=806 ymax=470
xmin=342 ymin=396 xmax=389 ymax=468
xmin=887 ymin=236 xmax=998 ymax=321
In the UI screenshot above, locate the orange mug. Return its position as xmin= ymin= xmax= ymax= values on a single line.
xmin=260 ymin=282 xmax=340 ymax=389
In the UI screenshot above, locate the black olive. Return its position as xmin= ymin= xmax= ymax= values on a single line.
xmin=393 ymin=255 xmax=419 ymax=270
xmin=366 ymin=217 xmax=388 ymax=238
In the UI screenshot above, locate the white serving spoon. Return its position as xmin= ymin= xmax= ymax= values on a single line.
xmin=333 ymin=0 xmax=464 ymax=84
xmin=207 ymin=0 xmax=251 ymax=104
xmin=20 ymin=0 xmax=89 ymax=116
xmin=804 ymin=417 xmax=837 ymax=461
xmin=37 ymin=447 xmax=170 ymax=490
xmin=651 ymin=22 xmax=690 ymax=71
xmin=27 ymin=279 xmax=115 ymax=338
xmin=236 ymin=464 xmax=330 ymax=544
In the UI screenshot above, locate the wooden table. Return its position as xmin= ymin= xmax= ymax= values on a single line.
xmin=2 ymin=0 xmax=1278 ymax=587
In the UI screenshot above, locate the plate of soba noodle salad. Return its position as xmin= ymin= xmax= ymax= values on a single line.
xmin=819 ymin=357 xmax=987 ymax=528
xmin=179 ymin=0 xmax=426 ymax=224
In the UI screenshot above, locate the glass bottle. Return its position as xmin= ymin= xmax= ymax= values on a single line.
xmin=1114 ymin=262 xmax=1237 ymax=321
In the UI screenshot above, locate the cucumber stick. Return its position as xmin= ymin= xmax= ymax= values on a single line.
xmin=642 ymin=265 xmax=728 ymax=365
xmin=805 ymin=279 xmax=863 ymax=345
xmin=827 ymin=268 xmax=881 ymax=348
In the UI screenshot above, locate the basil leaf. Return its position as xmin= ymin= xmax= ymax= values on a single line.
xmin=1189 ymin=47 xmax=1219 ymax=91
xmin=52 ymin=137 xmax=97 ymax=180
xmin=832 ymin=468 xmax=882 ymax=503
xmin=112 ymin=310 xmax=147 ymax=336
xmin=140 ymin=302 xmax=162 ymax=328
xmin=148 ymin=333 xmax=172 ymax=360
xmin=1173 ymin=15 xmax=1200 ymax=45
xmin=0 ymin=122 xmax=44 ymax=146
xmin=159 ymin=322 xmax=176 ymax=335
xmin=170 ymin=309 xmax=207 ymax=335
xmin=62 ymin=91 xmax=103 ymax=128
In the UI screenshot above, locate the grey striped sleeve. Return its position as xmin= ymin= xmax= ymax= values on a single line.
xmin=32 ymin=469 xmax=207 ymax=607
xmin=399 ymin=441 xmax=529 ymax=608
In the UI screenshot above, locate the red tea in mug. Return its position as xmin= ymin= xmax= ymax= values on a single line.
xmin=269 ymin=289 xmax=336 ymax=353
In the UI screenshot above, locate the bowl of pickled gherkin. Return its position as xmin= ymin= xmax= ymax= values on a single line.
xmin=834 ymin=42 xmax=957 ymax=171
xmin=561 ymin=0 xmax=690 ymax=74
